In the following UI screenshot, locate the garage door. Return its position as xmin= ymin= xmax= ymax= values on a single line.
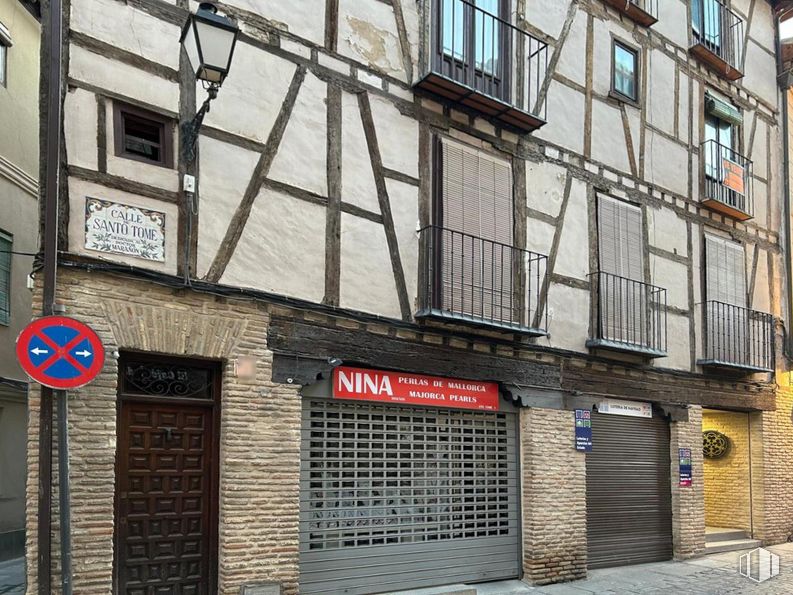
xmin=299 ymin=399 xmax=521 ymax=594
xmin=586 ymin=410 xmax=673 ymax=569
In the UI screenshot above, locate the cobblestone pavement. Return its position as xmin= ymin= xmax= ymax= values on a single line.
xmin=473 ymin=543 xmax=793 ymax=595
xmin=0 ymin=558 xmax=24 ymax=595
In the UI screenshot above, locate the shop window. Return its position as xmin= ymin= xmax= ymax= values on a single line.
xmin=113 ymin=102 xmax=174 ymax=168
xmin=0 ymin=230 xmax=11 ymax=325
xmin=612 ymin=39 xmax=639 ymax=103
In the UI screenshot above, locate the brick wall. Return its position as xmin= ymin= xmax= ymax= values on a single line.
xmin=702 ymin=410 xmax=752 ymax=533
xmin=759 ymin=380 xmax=793 ymax=544
xmin=25 ymin=270 xmax=302 ymax=594
xmin=669 ymin=406 xmax=706 ymax=559
xmin=520 ymin=407 xmax=587 ymax=584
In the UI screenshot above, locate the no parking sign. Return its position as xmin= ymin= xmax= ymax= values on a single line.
xmin=16 ymin=316 xmax=105 ymax=389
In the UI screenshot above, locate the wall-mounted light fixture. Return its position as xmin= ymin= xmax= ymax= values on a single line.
xmin=180 ymin=2 xmax=239 ymax=162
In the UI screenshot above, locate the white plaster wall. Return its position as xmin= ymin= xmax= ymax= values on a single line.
xmin=750 ymin=118 xmax=768 ymax=180
xmin=526 ymin=160 xmax=567 ymax=219
xmin=525 ymin=0 xmax=571 ymax=39
xmin=387 ymin=179 xmax=420 ymax=311
xmin=665 ymin=312 xmax=691 ymax=371
xmin=644 ymin=133 xmax=688 ymax=197
xmin=678 ymin=74 xmax=689 ymax=145
xmin=203 ymin=45 xmax=296 ymax=145
xmin=535 ymin=81 xmax=585 ymax=155
xmin=754 ymin=179 xmax=769 ymax=228
xmin=646 ymin=50 xmax=676 ymax=138
xmin=590 ymin=17 xmax=612 ymax=99
xmin=224 ymin=0 xmax=325 ymax=46
xmin=338 ymin=0 xmax=407 ymax=82
xmin=342 ymin=90 xmax=380 ymax=213
xmin=743 ymin=41 xmax=780 ymax=108
xmin=653 ymin=0 xmax=689 ymax=49
xmin=555 ymin=10 xmax=587 ymax=87
xmin=67 ymin=178 xmax=179 ymax=275
xmin=545 ymin=283 xmax=589 ymax=353
xmin=650 ymin=255 xmax=688 ymax=310
xmin=370 ymin=94 xmax=419 ymax=178
xmin=196 ymin=137 xmax=261 ymax=278
xmin=340 ymin=214 xmax=402 ymax=318
xmin=552 ymin=178 xmax=589 ymax=280
xmin=69 ymin=45 xmax=179 ymax=112
xmin=647 ymin=206 xmax=687 ymax=257
xmin=525 ymin=218 xmax=555 ymax=257
xmin=590 ymin=99 xmax=631 ymax=173
xmin=269 ymin=72 xmax=328 ymax=196
xmin=753 ymin=249 xmax=771 ymax=314
xmin=71 ymin=0 xmax=181 ymax=69
xmin=221 ymin=188 xmax=326 ymax=302
xmin=64 ymin=87 xmax=98 ymax=171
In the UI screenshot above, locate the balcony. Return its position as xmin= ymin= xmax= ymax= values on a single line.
xmin=416 ymin=226 xmax=548 ymax=335
xmin=587 ymin=272 xmax=667 ymax=358
xmin=690 ymin=0 xmax=744 ymax=80
xmin=701 ymin=140 xmax=754 ymax=220
xmin=602 ymin=0 xmax=658 ymax=27
xmin=415 ymin=0 xmax=548 ymax=132
xmin=698 ymin=301 xmax=774 ymax=373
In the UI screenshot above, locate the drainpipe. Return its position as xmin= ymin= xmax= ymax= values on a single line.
xmin=40 ymin=0 xmax=71 ymax=593
xmin=778 ymin=13 xmax=793 ymax=362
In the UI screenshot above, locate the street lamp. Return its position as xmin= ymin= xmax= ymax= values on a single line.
xmin=180 ymin=2 xmax=239 ymax=162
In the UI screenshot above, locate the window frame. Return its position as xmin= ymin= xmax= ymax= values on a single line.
xmin=610 ymin=37 xmax=640 ymax=105
xmin=0 ymin=229 xmax=12 ymax=326
xmin=112 ymin=102 xmax=175 ymax=169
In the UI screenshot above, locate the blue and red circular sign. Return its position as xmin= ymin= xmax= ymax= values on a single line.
xmin=16 ymin=316 xmax=105 ymax=389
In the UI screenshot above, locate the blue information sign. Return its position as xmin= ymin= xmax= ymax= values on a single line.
xmin=679 ymin=448 xmax=693 ymax=487
xmin=575 ymin=409 xmax=592 ymax=452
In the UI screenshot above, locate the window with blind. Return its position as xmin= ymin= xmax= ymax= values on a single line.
xmin=704 ymin=235 xmax=750 ymax=365
xmin=0 ymin=231 xmax=11 ymax=325
xmin=596 ymin=195 xmax=649 ymax=347
xmin=434 ymin=137 xmax=515 ymax=324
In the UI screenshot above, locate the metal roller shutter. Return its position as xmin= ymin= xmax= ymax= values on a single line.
xmin=299 ymin=399 xmax=521 ymax=594
xmin=586 ymin=411 xmax=673 ymax=569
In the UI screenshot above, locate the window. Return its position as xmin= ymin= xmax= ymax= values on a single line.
xmin=612 ymin=40 xmax=639 ymax=102
xmin=692 ymin=0 xmax=722 ymax=50
xmin=0 ymin=231 xmax=11 ymax=325
xmin=433 ymin=136 xmax=514 ymax=323
xmin=0 ymin=20 xmax=11 ymax=88
xmin=113 ymin=102 xmax=174 ymax=168
xmin=438 ymin=0 xmax=510 ymax=101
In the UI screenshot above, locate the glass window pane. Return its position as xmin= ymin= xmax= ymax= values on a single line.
xmin=0 ymin=44 xmax=6 ymax=87
xmin=442 ymin=0 xmax=466 ymax=60
xmin=613 ymin=43 xmax=637 ymax=100
xmin=475 ymin=0 xmax=500 ymax=75
xmin=0 ymin=234 xmax=11 ymax=325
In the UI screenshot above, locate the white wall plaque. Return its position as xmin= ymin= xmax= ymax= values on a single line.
xmin=598 ymin=399 xmax=652 ymax=418
xmin=85 ymin=197 xmax=166 ymax=262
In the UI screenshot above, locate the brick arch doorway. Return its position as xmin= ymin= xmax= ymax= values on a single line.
xmin=114 ymin=353 xmax=221 ymax=594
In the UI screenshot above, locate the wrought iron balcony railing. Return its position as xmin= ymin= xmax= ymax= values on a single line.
xmin=415 ymin=0 xmax=548 ymax=132
xmin=417 ymin=226 xmax=548 ymax=335
xmin=701 ymin=139 xmax=754 ymax=220
xmin=698 ymin=301 xmax=773 ymax=373
xmin=602 ymin=0 xmax=658 ymax=27
xmin=690 ymin=0 xmax=744 ymax=80
xmin=587 ymin=272 xmax=667 ymax=358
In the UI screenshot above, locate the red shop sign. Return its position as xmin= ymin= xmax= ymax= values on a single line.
xmin=332 ymin=366 xmax=500 ymax=411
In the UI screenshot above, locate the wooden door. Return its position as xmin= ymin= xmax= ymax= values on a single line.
xmin=116 ymin=358 xmax=219 ymax=595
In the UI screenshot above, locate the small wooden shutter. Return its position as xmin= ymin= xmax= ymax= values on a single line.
xmin=0 ymin=233 xmax=11 ymax=324
xmin=439 ymin=138 xmax=513 ymax=322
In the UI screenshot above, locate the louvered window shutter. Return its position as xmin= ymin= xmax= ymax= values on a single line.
xmin=0 ymin=234 xmax=11 ymax=325
xmin=597 ymin=195 xmax=644 ymax=345
xmin=438 ymin=138 xmax=513 ymax=322
xmin=598 ymin=195 xmax=643 ymax=280
xmin=704 ymin=235 xmax=748 ymax=362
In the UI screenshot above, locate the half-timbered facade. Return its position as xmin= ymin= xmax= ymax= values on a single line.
xmin=28 ymin=0 xmax=793 ymax=593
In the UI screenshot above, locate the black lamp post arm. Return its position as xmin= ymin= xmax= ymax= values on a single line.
xmin=182 ymin=84 xmax=219 ymax=163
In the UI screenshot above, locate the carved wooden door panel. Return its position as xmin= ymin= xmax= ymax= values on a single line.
xmin=117 ymin=402 xmax=215 ymax=594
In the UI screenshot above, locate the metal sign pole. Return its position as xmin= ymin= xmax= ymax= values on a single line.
xmin=56 ymin=389 xmax=72 ymax=595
